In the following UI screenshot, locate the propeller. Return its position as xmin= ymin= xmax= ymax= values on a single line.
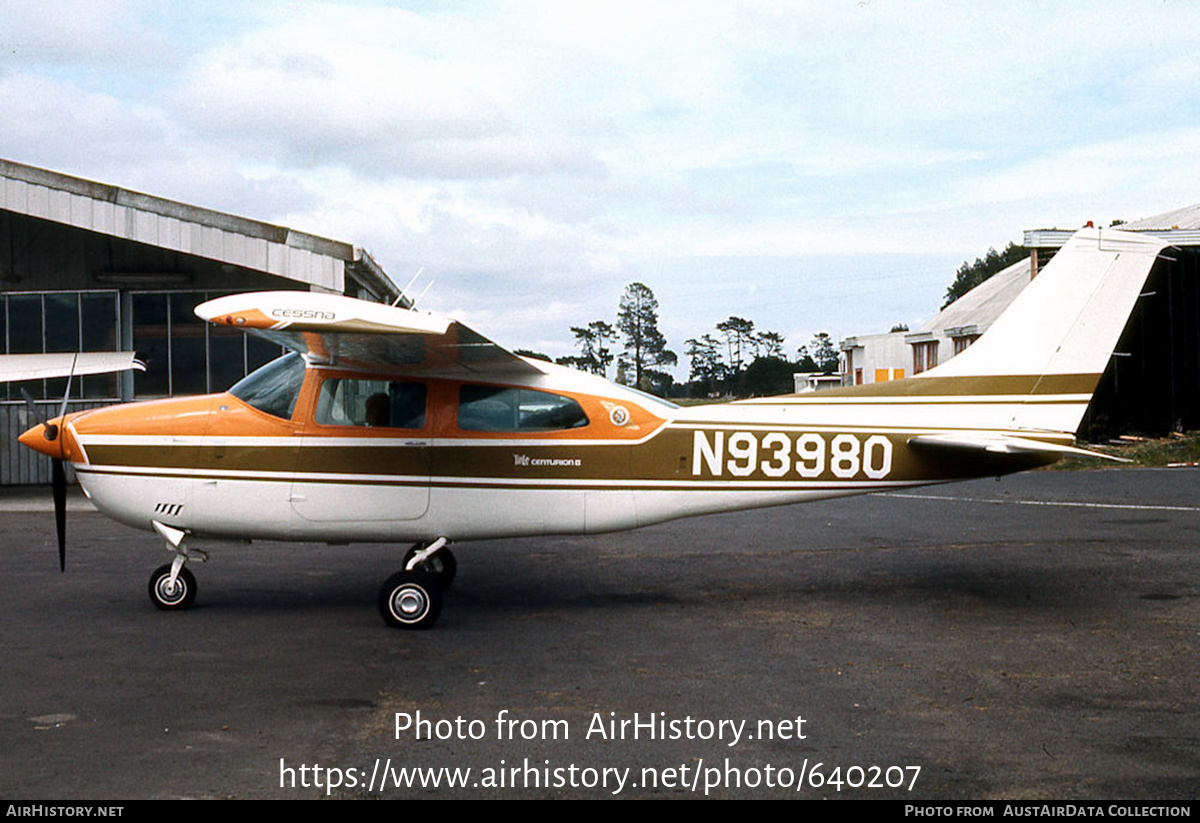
xmin=51 ymin=457 xmax=66 ymax=571
xmin=21 ymin=355 xmax=76 ymax=572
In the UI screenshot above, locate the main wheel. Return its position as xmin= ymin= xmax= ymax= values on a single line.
xmin=403 ymin=545 xmax=456 ymax=589
xmin=148 ymin=564 xmax=197 ymax=610
xmin=378 ymin=571 xmax=442 ymax=629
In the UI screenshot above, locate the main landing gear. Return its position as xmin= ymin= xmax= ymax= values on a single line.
xmin=378 ymin=538 xmax=455 ymax=630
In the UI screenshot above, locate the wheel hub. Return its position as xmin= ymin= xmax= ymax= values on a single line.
xmin=392 ymin=586 xmax=427 ymax=619
xmin=378 ymin=571 xmax=441 ymax=629
xmin=155 ymin=577 xmax=185 ymax=604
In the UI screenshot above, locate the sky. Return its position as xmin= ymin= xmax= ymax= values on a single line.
xmin=2 ymin=0 xmax=1199 ymax=377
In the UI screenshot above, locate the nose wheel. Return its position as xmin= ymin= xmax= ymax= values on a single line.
xmin=148 ymin=564 xmax=197 ymax=610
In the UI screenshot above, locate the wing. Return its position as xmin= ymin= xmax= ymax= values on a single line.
xmin=195 ymin=291 xmax=541 ymax=376
xmin=0 ymin=352 xmax=145 ymax=382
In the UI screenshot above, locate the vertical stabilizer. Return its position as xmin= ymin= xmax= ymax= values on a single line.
xmin=919 ymin=227 xmax=1166 ymax=432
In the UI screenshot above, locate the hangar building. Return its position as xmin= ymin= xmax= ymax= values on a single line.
xmin=841 ymin=256 xmax=1034 ymax=387
xmin=0 ymin=158 xmax=400 ymax=484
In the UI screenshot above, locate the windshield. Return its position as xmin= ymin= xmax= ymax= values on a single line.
xmin=228 ymin=353 xmax=306 ymax=420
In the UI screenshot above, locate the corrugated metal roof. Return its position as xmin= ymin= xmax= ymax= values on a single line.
xmin=1117 ymin=203 xmax=1200 ymax=231
xmin=1023 ymin=229 xmax=1076 ymax=248
xmin=918 ymin=256 xmax=1032 ymax=334
xmin=0 ymin=158 xmax=398 ymax=300
xmin=1027 ymin=204 xmax=1200 ymax=249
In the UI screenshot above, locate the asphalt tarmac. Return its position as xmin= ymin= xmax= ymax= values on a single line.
xmin=2 ymin=469 xmax=1197 ymax=800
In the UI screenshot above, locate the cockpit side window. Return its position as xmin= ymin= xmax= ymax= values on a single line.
xmin=228 ymin=352 xmax=306 ymax=420
xmin=458 ymin=385 xmax=588 ymax=432
xmin=315 ymin=377 xmax=427 ymax=429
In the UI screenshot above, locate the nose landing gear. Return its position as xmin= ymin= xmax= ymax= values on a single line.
xmin=148 ymin=563 xmax=197 ymax=610
xmin=145 ymin=520 xmax=206 ymax=611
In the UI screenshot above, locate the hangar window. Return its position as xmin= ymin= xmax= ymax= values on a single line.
xmin=457 ymin=385 xmax=588 ymax=432
xmin=315 ymin=378 xmax=427 ymax=429
xmin=131 ymin=291 xmax=286 ymax=398
xmin=0 ymin=291 xmax=121 ymax=401
xmin=229 ymin=352 xmax=306 ymax=421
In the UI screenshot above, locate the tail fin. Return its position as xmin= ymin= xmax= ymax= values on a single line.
xmin=919 ymin=227 xmax=1167 ymax=433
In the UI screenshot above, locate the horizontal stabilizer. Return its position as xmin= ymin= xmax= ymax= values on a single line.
xmin=909 ymin=433 xmax=1127 ymax=462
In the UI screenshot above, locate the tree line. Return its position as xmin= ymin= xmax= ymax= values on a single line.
xmin=539 ymin=282 xmax=840 ymax=399
xmin=942 ymin=242 xmax=1026 ymax=308
xmin=527 ymin=243 xmax=1028 ymax=399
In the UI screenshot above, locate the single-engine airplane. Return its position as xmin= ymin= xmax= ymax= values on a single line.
xmin=18 ymin=227 xmax=1167 ymax=628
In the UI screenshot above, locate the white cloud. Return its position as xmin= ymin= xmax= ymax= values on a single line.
xmin=0 ymin=0 xmax=172 ymax=68
xmin=167 ymin=4 xmax=611 ymax=182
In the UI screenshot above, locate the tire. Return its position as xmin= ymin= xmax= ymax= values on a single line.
xmin=148 ymin=564 xmax=197 ymax=610
xmin=378 ymin=571 xmax=442 ymax=629
xmin=403 ymin=545 xmax=457 ymax=590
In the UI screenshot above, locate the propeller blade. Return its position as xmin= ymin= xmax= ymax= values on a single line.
xmin=51 ymin=458 xmax=66 ymax=572
xmin=19 ymin=387 xmax=40 ymax=423
xmin=20 ymin=388 xmax=58 ymax=441
xmin=24 ymin=361 xmax=74 ymax=572
xmin=56 ymin=355 xmax=76 ymax=422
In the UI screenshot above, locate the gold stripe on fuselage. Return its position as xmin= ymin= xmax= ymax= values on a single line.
xmin=747 ymin=372 xmax=1102 ymax=400
xmin=75 ymin=423 xmax=1058 ymax=489
xmin=62 ymin=365 xmax=1089 ymax=506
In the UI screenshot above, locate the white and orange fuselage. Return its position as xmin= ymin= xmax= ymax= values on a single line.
xmin=13 ymin=226 xmax=1164 ymax=548
xmin=22 ymin=358 xmax=1080 ymax=546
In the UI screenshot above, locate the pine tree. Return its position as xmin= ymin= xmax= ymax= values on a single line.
xmin=561 ymin=321 xmax=618 ymax=376
xmin=616 ymin=282 xmax=676 ymax=393
xmin=715 ymin=316 xmax=756 ymax=374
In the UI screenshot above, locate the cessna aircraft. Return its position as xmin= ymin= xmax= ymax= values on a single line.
xmin=18 ymin=227 xmax=1167 ymax=629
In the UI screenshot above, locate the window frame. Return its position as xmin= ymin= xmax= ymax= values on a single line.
xmin=313 ymin=375 xmax=429 ymax=431
xmin=456 ymin=384 xmax=590 ymax=433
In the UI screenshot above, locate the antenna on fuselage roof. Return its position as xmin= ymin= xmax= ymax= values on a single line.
xmin=393 ymin=267 xmax=424 ymax=307
xmin=411 ymin=279 xmax=435 ymax=310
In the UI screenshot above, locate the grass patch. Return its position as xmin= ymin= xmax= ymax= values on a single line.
xmin=1053 ymin=432 xmax=1200 ymax=470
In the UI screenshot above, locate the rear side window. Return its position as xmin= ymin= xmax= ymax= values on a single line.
xmin=458 ymin=385 xmax=588 ymax=432
xmin=316 ymin=378 xmax=427 ymax=429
